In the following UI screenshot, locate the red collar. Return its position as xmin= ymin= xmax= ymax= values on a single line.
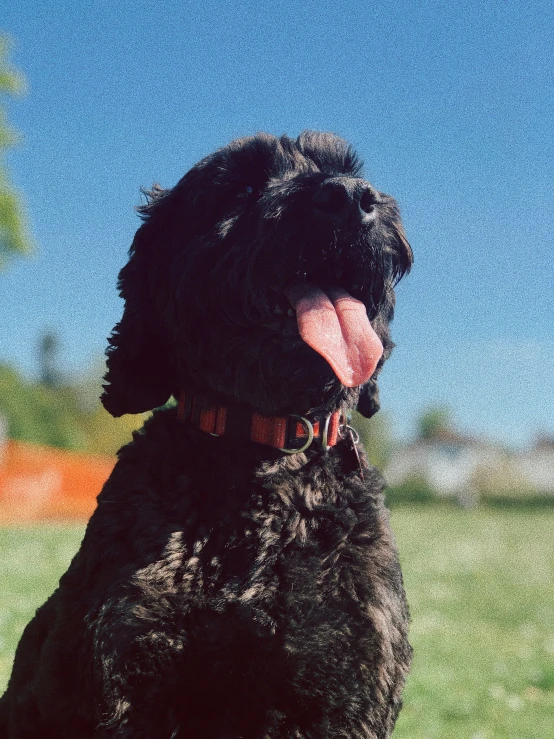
xmin=177 ymin=390 xmax=342 ymax=454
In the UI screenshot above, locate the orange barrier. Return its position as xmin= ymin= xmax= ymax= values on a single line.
xmin=0 ymin=440 xmax=114 ymax=523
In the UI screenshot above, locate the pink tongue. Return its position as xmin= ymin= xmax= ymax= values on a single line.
xmin=284 ymin=282 xmax=383 ymax=387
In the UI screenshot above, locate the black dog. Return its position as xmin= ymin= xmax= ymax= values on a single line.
xmin=0 ymin=132 xmax=413 ymax=738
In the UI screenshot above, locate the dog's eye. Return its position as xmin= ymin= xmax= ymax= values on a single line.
xmin=236 ymin=185 xmax=255 ymax=199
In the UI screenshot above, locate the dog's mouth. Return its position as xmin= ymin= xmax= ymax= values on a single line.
xmin=253 ymin=218 xmax=395 ymax=388
xmin=263 ymin=280 xmax=383 ymax=388
xmin=284 ymin=282 xmax=383 ymax=387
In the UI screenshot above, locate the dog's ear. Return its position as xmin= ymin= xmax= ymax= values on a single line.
xmin=356 ymin=286 xmax=396 ymax=419
xmin=357 ymin=380 xmax=381 ymax=419
xmin=101 ymin=194 xmax=176 ymax=417
xmin=357 ymin=217 xmax=412 ymax=419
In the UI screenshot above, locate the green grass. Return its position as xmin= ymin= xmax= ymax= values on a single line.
xmin=0 ymin=524 xmax=86 ymax=684
xmin=1 ymin=509 xmax=553 ymax=737
xmin=392 ymin=508 xmax=554 ymax=738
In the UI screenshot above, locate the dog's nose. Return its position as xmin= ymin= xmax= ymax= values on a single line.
xmin=313 ymin=178 xmax=380 ymax=226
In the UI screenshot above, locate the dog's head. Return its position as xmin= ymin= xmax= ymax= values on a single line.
xmin=102 ymin=132 xmax=412 ymax=418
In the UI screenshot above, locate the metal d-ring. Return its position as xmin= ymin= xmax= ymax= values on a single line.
xmin=347 ymin=424 xmax=360 ymax=444
xmin=280 ymin=415 xmax=314 ymax=454
xmin=339 ymin=421 xmax=360 ymax=445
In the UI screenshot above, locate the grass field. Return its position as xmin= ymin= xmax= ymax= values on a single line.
xmin=1 ymin=507 xmax=553 ymax=737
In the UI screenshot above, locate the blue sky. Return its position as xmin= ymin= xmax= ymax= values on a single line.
xmin=1 ymin=0 xmax=552 ymax=446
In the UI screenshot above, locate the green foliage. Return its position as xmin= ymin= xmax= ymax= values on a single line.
xmin=385 ymin=476 xmax=554 ymax=510
xmin=0 ymin=364 xmax=87 ymax=449
xmin=352 ymin=410 xmax=393 ymax=470
xmin=385 ymin=475 xmax=440 ymax=507
xmin=1 ymin=510 xmax=553 ymax=736
xmin=0 ymin=362 xmax=146 ymax=455
xmin=0 ymin=35 xmax=33 ymax=267
xmin=416 ymin=405 xmax=453 ymax=441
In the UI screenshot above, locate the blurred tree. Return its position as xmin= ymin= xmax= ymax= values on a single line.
xmin=38 ymin=330 xmax=62 ymax=388
xmin=81 ymin=404 xmax=149 ymax=456
xmin=0 ymin=357 xmax=148 ymax=456
xmin=352 ymin=410 xmax=393 ymax=471
xmin=0 ymin=35 xmax=32 ymax=267
xmin=0 ymin=363 xmax=87 ymax=449
xmin=71 ymin=357 xmax=149 ymax=455
xmin=416 ymin=405 xmax=453 ymax=441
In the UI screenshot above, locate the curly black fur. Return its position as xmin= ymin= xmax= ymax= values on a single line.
xmin=0 ymin=132 xmax=413 ymax=738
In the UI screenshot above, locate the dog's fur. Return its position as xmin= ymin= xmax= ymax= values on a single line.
xmin=0 ymin=132 xmax=413 ymax=738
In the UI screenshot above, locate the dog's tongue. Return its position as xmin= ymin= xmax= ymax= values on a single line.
xmin=284 ymin=282 xmax=383 ymax=387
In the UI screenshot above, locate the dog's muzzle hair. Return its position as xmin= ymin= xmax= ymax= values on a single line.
xmin=102 ymin=131 xmax=412 ymax=420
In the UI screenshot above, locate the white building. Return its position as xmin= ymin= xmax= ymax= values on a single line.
xmin=384 ymin=430 xmax=554 ymax=506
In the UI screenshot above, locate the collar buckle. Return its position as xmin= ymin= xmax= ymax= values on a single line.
xmin=279 ymin=415 xmax=315 ymax=454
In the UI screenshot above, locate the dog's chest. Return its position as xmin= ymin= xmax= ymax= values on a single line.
xmin=130 ymin=457 xmax=381 ymax=644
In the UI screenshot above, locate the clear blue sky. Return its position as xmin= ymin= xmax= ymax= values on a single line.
xmin=1 ymin=0 xmax=552 ymax=446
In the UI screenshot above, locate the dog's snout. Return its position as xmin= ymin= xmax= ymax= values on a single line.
xmin=359 ymin=186 xmax=379 ymax=214
xmin=313 ymin=178 xmax=379 ymax=226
